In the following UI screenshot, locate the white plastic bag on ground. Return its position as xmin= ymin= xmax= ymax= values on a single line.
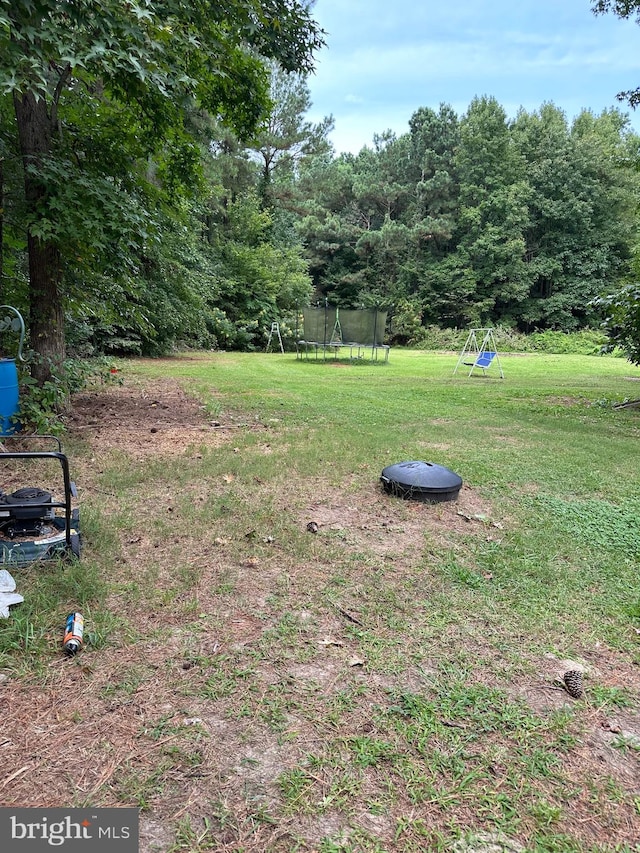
xmin=0 ymin=569 xmax=24 ymax=617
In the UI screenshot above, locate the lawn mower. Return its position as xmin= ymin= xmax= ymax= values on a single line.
xmin=0 ymin=436 xmax=81 ymax=566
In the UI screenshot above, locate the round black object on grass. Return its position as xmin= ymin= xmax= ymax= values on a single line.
xmin=380 ymin=461 xmax=462 ymax=503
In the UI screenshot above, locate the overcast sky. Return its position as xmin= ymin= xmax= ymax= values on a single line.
xmin=306 ymin=0 xmax=640 ymax=154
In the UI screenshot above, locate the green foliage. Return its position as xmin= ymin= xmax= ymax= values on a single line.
xmin=208 ymin=192 xmax=312 ymax=350
xmin=248 ymin=60 xmax=334 ymax=204
xmin=592 ymin=2 xmax=640 ymax=106
xmin=295 ymin=97 xmax=640 ymax=340
xmin=500 ymin=327 xmax=610 ymax=355
xmin=592 ymin=282 xmax=640 ymax=364
xmin=0 ymin=0 xmax=324 ymax=375
xmin=2 ymin=0 xmax=639 ymax=364
xmin=407 ymin=325 xmax=609 ymax=355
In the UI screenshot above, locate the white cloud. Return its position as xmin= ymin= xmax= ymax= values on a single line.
xmin=307 ymin=0 xmax=640 ymax=153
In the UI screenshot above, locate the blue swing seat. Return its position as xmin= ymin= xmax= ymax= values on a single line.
xmin=463 ymin=351 xmax=497 ymax=375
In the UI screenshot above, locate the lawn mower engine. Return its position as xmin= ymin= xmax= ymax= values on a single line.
xmin=0 ymin=487 xmax=56 ymax=539
xmin=0 ymin=437 xmax=81 ymax=565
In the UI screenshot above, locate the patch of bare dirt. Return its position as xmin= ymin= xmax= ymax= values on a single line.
xmin=301 ymin=483 xmax=503 ymax=564
xmin=66 ymin=377 xmax=225 ymax=458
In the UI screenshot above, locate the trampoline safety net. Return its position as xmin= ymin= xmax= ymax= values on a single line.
xmin=298 ymin=307 xmax=389 ymax=361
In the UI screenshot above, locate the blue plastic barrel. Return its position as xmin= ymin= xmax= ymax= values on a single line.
xmin=0 ymin=358 xmax=19 ymax=435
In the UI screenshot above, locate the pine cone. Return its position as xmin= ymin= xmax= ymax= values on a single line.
xmin=563 ymin=669 xmax=584 ymax=698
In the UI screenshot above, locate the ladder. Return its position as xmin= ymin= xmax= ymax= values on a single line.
xmin=266 ymin=322 xmax=285 ymax=353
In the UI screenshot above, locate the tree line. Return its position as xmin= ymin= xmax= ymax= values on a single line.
xmin=294 ymin=98 xmax=639 ymax=345
xmin=1 ymin=0 xmax=640 ymax=390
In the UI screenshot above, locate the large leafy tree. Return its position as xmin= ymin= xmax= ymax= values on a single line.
xmin=512 ymin=104 xmax=638 ymax=330
xmin=0 ymin=0 xmax=323 ymax=382
xmin=450 ymin=96 xmax=532 ymax=326
xmin=406 ymin=103 xmax=461 ymax=326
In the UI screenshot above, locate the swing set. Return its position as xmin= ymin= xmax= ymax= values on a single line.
xmin=453 ymin=328 xmax=504 ymax=378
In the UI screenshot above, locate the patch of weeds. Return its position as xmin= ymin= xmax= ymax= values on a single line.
xmin=85 ymin=609 xmax=134 ymax=650
xmin=391 ymin=756 xmax=438 ymax=805
xmin=379 ymin=679 xmax=578 ymax=835
xmin=319 ymin=829 xmax=388 ymax=853
xmin=199 ymin=797 xmax=293 ymax=851
xmin=175 ymin=561 xmax=203 ymax=591
xmin=278 ymin=768 xmax=318 ymax=815
xmin=516 ymin=746 xmax=562 ymax=778
xmin=111 ymin=757 xmax=173 ymax=809
xmin=527 ymin=832 xmax=592 ymax=852
xmin=530 ymin=797 xmax=563 ymax=827
xmin=439 ymin=554 xmax=486 ymax=590
xmin=589 ymin=684 xmax=635 ymax=710
xmin=611 ymin=733 xmax=640 ymax=753
xmin=601 ymin=775 xmax=627 ymax=804
xmin=325 ymin=571 xmax=349 ymax=589
xmin=100 ymin=664 xmax=155 ymax=698
xmin=142 ymin=714 xmax=207 ymax=742
xmin=161 ymin=743 xmax=205 ymax=770
xmin=246 ymin=804 xmax=279 ymax=827
xmin=256 ymin=682 xmax=300 ymax=731
xmin=529 ymin=495 xmax=640 ymax=557
xmin=474 ymin=788 xmax=523 ymax=829
xmin=211 ymin=568 xmax=236 ymax=595
xmin=345 ymin=735 xmax=397 ymax=768
xmin=168 ymin=816 xmax=218 ymax=852
xmin=318 ymin=838 xmax=350 ymax=853
xmin=395 ymin=816 xmax=447 ymax=851
xmin=343 ymin=625 xmax=407 ymax=673
xmin=0 ymin=610 xmax=45 ymax=662
xmin=319 ymin=771 xmax=363 ymax=811
xmin=0 ymin=565 xmax=104 ymax=672
xmin=255 ymin=612 xmax=315 ymax=663
xmin=198 ymin=657 xmax=255 ymax=700
xmin=325 ymin=683 xmax=370 ymax=726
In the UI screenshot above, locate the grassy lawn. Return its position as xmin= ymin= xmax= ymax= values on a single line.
xmin=1 ymin=348 xmax=639 ymax=852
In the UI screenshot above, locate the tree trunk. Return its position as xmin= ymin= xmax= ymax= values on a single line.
xmin=13 ymin=91 xmax=65 ymax=386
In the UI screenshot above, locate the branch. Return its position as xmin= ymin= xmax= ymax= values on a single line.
xmin=592 ymin=1 xmax=640 ymax=20
xmin=50 ymin=62 xmax=72 ymax=127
